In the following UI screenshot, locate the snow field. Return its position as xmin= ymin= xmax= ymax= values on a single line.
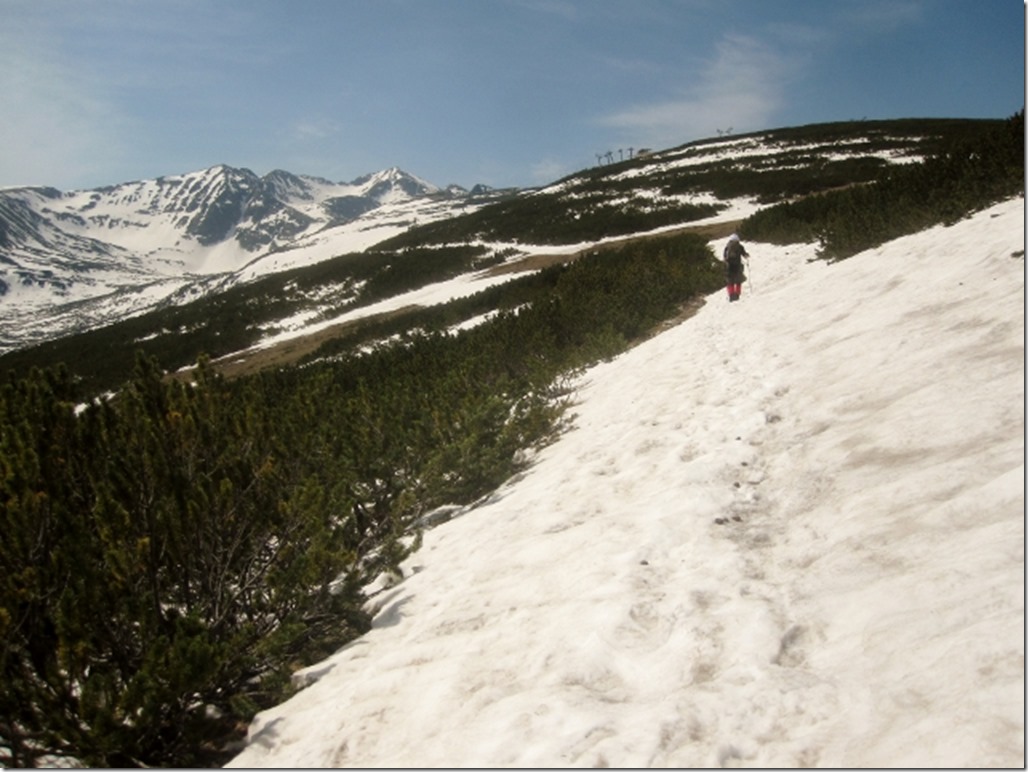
xmin=228 ymin=197 xmax=1024 ymax=768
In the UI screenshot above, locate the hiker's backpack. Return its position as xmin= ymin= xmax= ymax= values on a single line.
xmin=724 ymin=239 xmax=743 ymax=269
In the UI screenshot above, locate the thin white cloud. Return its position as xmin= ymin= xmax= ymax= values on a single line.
xmin=0 ymin=1 xmax=279 ymax=189
xmin=837 ymin=0 xmax=923 ymax=33
xmin=0 ymin=37 xmax=124 ymax=189
xmin=766 ymin=21 xmax=832 ymax=49
xmin=291 ymin=119 xmax=343 ymax=142
xmin=530 ymin=157 xmax=571 ymax=185
xmin=509 ymin=0 xmax=581 ymax=23
xmin=597 ymin=32 xmax=801 ymax=149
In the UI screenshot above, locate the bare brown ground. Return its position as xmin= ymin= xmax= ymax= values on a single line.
xmin=175 ymin=219 xmax=741 ymax=382
xmin=171 ymin=305 xmax=420 ymax=382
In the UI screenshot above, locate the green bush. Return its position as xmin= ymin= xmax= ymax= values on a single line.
xmin=375 ymin=191 xmax=723 ymax=249
xmin=0 ymin=234 xmax=720 ymax=767
xmin=0 ymin=359 xmax=369 ymax=766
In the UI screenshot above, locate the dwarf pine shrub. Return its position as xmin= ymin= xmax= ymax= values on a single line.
xmin=741 ymin=110 xmax=1024 ymax=259
xmin=0 ymin=233 xmax=720 ymax=767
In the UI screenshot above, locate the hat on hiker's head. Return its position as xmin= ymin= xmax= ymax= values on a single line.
xmin=728 ymin=233 xmax=740 ymax=242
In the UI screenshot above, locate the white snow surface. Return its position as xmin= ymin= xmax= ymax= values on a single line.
xmin=227 ymin=197 xmax=1025 ymax=769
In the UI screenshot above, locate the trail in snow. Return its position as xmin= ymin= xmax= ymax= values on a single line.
xmin=227 ymin=198 xmax=1024 ymax=768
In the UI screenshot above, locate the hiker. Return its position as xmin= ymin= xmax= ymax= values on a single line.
xmin=723 ymin=233 xmax=748 ymax=302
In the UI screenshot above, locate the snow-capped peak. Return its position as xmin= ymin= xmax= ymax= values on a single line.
xmin=0 ymin=162 xmax=467 ymax=352
xmin=350 ymin=166 xmax=440 ymax=203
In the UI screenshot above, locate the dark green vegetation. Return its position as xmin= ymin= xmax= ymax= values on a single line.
xmin=1 ymin=235 xmax=722 ymax=767
xmin=740 ymin=111 xmax=1024 ymax=259
xmin=375 ymin=187 xmax=722 ymax=248
xmin=0 ymin=114 xmax=1022 ymax=766
xmin=377 ymin=117 xmax=1004 ymax=249
xmin=0 ymin=245 xmax=502 ymax=397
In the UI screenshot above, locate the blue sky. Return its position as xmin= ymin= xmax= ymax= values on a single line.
xmin=0 ymin=0 xmax=1023 ymax=191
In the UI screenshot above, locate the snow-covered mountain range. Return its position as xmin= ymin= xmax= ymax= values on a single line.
xmin=0 ymin=165 xmax=492 ymax=352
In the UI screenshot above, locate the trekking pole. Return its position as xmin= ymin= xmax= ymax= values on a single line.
xmin=744 ymin=256 xmax=754 ymax=292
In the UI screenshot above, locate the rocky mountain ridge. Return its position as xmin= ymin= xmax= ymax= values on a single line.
xmin=0 ymin=165 xmax=452 ymax=287
xmin=0 ymin=165 xmax=493 ymax=352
